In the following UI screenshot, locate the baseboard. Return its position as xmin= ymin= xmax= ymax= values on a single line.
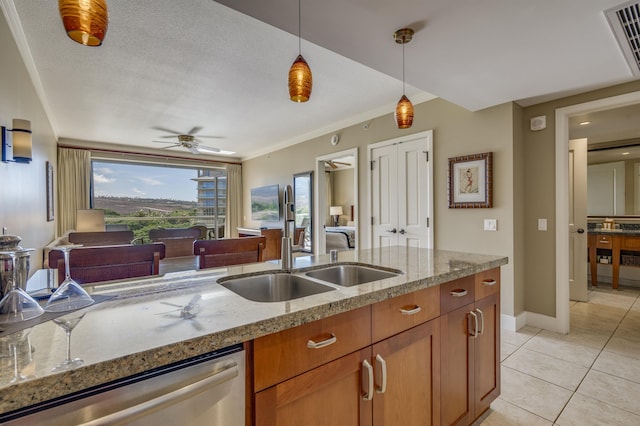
xmin=525 ymin=311 xmax=566 ymax=334
xmin=501 ymin=311 xmax=526 ymax=332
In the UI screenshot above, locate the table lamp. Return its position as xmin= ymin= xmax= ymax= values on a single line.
xmin=329 ymin=206 xmax=343 ymax=227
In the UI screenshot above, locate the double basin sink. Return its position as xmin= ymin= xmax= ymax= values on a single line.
xmin=217 ymin=264 xmax=401 ymax=303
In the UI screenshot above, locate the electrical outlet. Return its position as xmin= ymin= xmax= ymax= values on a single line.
xmin=484 ymin=219 xmax=497 ymax=231
xmin=538 ymin=218 xmax=547 ymax=231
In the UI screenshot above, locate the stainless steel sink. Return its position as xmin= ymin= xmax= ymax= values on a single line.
xmin=305 ymin=265 xmax=400 ymax=287
xmin=218 ymin=273 xmax=335 ymax=302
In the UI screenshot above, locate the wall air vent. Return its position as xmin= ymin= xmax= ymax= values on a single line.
xmin=606 ymin=1 xmax=640 ymax=76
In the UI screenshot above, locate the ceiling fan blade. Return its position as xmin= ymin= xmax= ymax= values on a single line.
xmin=196 ymin=145 xmax=221 ymax=153
xmin=196 ymin=135 xmax=224 ymax=139
xmin=187 ymin=126 xmax=203 ymax=135
xmin=151 ymin=126 xmax=182 ymax=135
xmin=157 ymin=135 xmax=179 ymax=139
xmin=152 ymin=140 xmax=175 ymax=144
xmin=189 ymin=146 xmax=200 ymax=154
xmin=334 ymin=161 xmax=352 ymax=166
xmin=325 ymin=161 xmax=337 ymax=169
xmin=161 ymin=144 xmax=181 ymax=149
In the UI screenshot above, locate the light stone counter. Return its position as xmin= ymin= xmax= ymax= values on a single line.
xmin=0 ymin=246 xmax=507 ymax=416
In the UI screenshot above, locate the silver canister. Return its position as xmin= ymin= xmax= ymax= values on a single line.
xmin=0 ymin=233 xmax=34 ymax=298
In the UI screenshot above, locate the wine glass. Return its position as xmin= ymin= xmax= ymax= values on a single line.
xmin=51 ymin=311 xmax=86 ymax=372
xmin=1 ymin=328 xmax=34 ymax=383
xmin=44 ymin=245 xmax=94 ymax=313
xmin=0 ymin=252 xmax=44 ymax=324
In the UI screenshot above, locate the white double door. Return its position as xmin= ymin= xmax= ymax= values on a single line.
xmin=370 ymin=131 xmax=433 ymax=249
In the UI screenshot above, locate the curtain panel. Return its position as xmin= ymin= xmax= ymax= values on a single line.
xmin=57 ymin=147 xmax=91 ymax=235
xmin=225 ymin=163 xmax=242 ymax=239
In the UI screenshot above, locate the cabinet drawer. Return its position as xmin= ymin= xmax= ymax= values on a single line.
xmin=253 ymin=306 xmax=372 ymax=392
xmin=621 ymin=236 xmax=640 ymax=251
xmin=475 ymin=268 xmax=500 ymax=300
xmin=372 ymin=286 xmax=440 ymax=342
xmin=596 ymin=235 xmax=613 ymax=249
xmin=440 ymin=275 xmax=475 ymax=314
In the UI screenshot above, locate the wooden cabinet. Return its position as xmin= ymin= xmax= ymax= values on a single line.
xmin=238 ymin=228 xmax=282 ymax=261
xmin=440 ymin=269 xmax=500 ymax=425
xmin=251 ymin=270 xmax=499 ymax=426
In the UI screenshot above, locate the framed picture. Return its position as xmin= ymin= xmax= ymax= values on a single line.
xmin=46 ymin=161 xmax=54 ymax=221
xmin=448 ymin=152 xmax=493 ymax=208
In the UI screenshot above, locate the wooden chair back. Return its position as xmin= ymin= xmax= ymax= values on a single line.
xmin=68 ymin=231 xmax=134 ymax=246
xmin=194 ymin=237 xmax=266 ymax=269
xmin=292 ymin=228 xmax=305 ymax=252
xmin=48 ymin=243 xmax=166 ymax=284
xmin=148 ymin=227 xmax=202 ymax=257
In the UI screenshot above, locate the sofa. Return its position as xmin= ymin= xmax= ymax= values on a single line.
xmin=148 ymin=227 xmax=202 ymax=258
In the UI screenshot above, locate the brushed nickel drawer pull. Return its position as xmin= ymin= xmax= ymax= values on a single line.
xmin=362 ymin=360 xmax=374 ymax=401
xmin=469 ymin=311 xmax=479 ymax=338
xmin=307 ymin=333 xmax=337 ymax=349
xmin=400 ymin=304 xmax=422 ymax=315
xmin=450 ymin=288 xmax=468 ymax=297
xmin=482 ymin=279 xmax=497 ymax=286
xmin=375 ymin=354 xmax=387 ymax=394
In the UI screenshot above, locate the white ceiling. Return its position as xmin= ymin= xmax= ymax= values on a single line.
xmin=2 ymin=0 xmax=639 ymax=160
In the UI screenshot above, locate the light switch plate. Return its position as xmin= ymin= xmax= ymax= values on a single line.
xmin=538 ymin=218 xmax=547 ymax=231
xmin=484 ymin=219 xmax=497 ymax=231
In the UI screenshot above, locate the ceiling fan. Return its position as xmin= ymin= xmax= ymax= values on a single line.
xmin=151 ymin=126 xmax=223 ymax=154
xmin=325 ymin=160 xmax=351 ymax=169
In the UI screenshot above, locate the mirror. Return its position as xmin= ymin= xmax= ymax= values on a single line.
xmin=293 ymin=172 xmax=313 ymax=252
xmin=571 ymin=103 xmax=640 ymax=216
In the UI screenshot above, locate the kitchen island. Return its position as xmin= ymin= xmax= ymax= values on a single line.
xmin=0 ymin=246 xmax=507 ymax=424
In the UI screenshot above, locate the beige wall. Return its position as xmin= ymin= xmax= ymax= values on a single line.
xmin=243 ymin=98 xmax=520 ymax=317
xmin=0 ymin=13 xmax=57 ymax=270
xmin=523 ymin=80 xmax=640 ymax=316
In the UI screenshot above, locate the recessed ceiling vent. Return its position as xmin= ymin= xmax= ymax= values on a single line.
xmin=606 ymin=1 xmax=640 ymax=76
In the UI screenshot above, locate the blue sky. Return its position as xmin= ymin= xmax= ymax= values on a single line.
xmin=93 ymin=161 xmax=198 ymax=201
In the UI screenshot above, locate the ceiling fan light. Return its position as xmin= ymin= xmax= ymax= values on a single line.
xmin=288 ymin=54 xmax=313 ymax=102
xmin=59 ymin=0 xmax=109 ymax=46
xmin=395 ymin=95 xmax=414 ymax=129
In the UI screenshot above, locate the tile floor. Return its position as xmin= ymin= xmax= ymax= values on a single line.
xmin=476 ymin=285 xmax=640 ymax=425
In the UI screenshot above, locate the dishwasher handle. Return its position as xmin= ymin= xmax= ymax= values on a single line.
xmin=80 ymin=361 xmax=239 ymax=426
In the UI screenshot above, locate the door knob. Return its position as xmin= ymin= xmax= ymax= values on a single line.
xmin=399 ymin=229 xmax=406 ymax=235
xmin=577 ymin=228 xmax=585 ymax=234
xmin=387 ymin=228 xmax=397 ymax=234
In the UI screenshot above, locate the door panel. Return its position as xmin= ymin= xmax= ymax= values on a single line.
xmin=398 ymin=139 xmax=430 ymax=248
xmin=372 ymin=145 xmax=398 ymax=247
xmin=569 ymin=138 xmax=588 ymax=302
xmin=474 ymin=294 xmax=500 ymax=417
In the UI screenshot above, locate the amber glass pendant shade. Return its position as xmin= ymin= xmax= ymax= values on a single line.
xmin=59 ymin=0 xmax=109 ymax=46
xmin=395 ymin=95 xmax=414 ymax=129
xmin=288 ymin=55 xmax=313 ymax=102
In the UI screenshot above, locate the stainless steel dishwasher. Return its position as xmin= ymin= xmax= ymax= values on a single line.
xmin=2 ymin=344 xmax=245 ymax=426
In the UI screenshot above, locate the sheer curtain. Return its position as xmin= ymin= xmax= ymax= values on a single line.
xmin=225 ymin=163 xmax=242 ymax=238
xmin=57 ymin=148 xmax=91 ymax=235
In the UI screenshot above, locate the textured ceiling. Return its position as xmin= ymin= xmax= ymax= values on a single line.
xmin=2 ymin=0 xmax=639 ymax=159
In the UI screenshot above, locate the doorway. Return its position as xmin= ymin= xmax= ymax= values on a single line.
xmin=314 ymin=148 xmax=358 ymax=254
xmin=555 ymin=90 xmax=640 ymax=334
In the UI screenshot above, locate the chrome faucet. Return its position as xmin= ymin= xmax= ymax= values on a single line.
xmin=281 ymin=184 xmax=294 ymax=272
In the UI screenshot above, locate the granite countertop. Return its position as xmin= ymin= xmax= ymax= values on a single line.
xmin=589 ymin=229 xmax=640 ymax=235
xmin=0 ymin=246 xmax=507 ymax=416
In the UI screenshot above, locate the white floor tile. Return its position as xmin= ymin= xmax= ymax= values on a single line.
xmin=523 ymin=334 xmax=601 ymax=368
xmin=502 ymin=348 xmax=588 ymax=391
xmin=501 ymin=341 xmax=519 ymax=362
xmin=537 ymin=326 xmax=611 ymax=350
xmin=500 ymin=366 xmax=572 ymax=422
xmin=576 ymin=369 xmax=640 ymax=415
xmin=476 ymin=398 xmax=552 ymax=425
xmin=592 ymin=350 xmax=640 ymax=384
xmin=501 ymin=326 xmax=539 ymax=347
xmin=604 ymin=335 xmax=640 ymax=360
xmin=556 ymin=392 xmax=640 ymax=426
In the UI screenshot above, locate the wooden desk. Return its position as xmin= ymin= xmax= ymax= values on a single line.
xmin=237 ymin=227 xmax=282 ymax=260
xmin=588 ymin=231 xmax=640 ymax=289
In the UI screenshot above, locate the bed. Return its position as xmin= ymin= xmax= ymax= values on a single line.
xmin=325 ymin=226 xmax=356 ymax=252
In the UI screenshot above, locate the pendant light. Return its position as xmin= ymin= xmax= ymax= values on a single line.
xmin=394 ymin=28 xmax=414 ymax=129
xmin=59 ymin=0 xmax=109 ymax=47
xmin=288 ymin=0 xmax=312 ymax=102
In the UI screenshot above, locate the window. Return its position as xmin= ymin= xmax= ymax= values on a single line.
xmin=91 ymin=160 xmax=227 ymax=240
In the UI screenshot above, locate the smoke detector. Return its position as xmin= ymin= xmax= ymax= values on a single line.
xmin=606 ymin=1 xmax=640 ymax=76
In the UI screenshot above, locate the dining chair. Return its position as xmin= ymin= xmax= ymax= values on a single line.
xmin=194 ymin=237 xmax=266 ymax=269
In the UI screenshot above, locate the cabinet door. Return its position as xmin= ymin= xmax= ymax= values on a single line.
xmin=474 ymin=293 xmax=500 ymax=417
xmin=255 ymin=348 xmax=372 ymax=426
xmin=372 ymin=319 xmax=440 ymax=426
xmin=440 ymin=302 xmax=475 ymax=426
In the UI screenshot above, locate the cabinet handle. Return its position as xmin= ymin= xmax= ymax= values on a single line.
xmin=362 ymin=360 xmax=374 ymax=401
xmin=482 ymin=279 xmax=496 ymax=286
xmin=400 ymin=304 xmax=422 ymax=315
xmin=476 ymin=308 xmax=485 ymax=335
xmin=375 ymin=354 xmax=387 ymax=394
xmin=450 ymin=288 xmax=468 ymax=297
xmin=469 ymin=311 xmax=479 ymax=338
xmin=307 ymin=333 xmax=337 ymax=349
